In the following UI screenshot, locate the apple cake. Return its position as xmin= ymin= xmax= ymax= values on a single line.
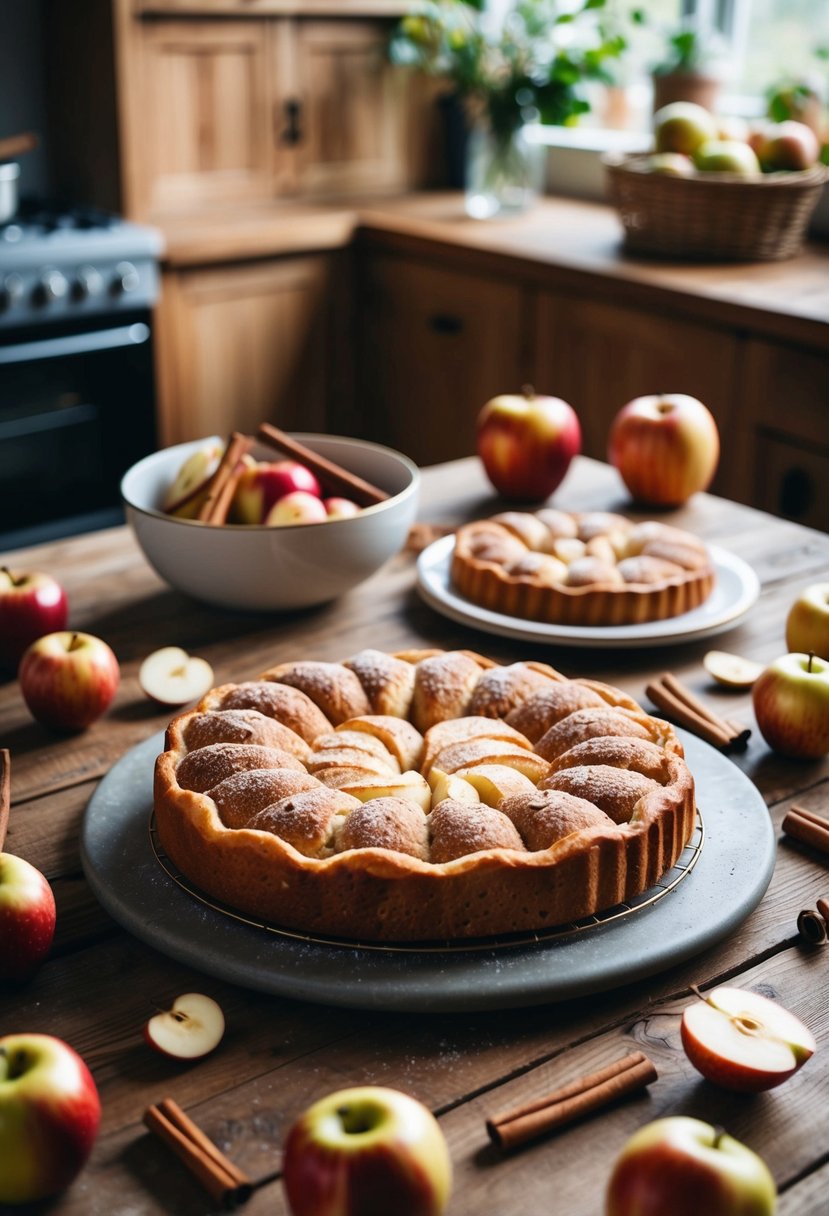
xmin=153 ymin=648 xmax=696 ymax=941
xmin=451 ymin=510 xmax=715 ymax=627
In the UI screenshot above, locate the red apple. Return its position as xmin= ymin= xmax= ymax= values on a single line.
xmin=0 ymin=853 xmax=56 ymax=983
xmin=232 ymin=460 xmax=322 ymax=525
xmin=654 ymin=102 xmax=718 ymax=156
xmin=693 ymin=139 xmax=760 ymax=176
xmin=0 ymin=1033 xmax=101 ymax=1205
xmin=476 ymin=387 xmax=581 ymax=502
xmin=144 ymin=993 xmax=225 ymax=1060
xmin=18 ymin=631 xmax=120 ymax=733
xmin=0 ymin=568 xmax=69 ymax=673
xmin=785 ymin=583 xmax=829 ymax=659
xmin=265 ymin=491 xmax=329 ymax=526
xmin=757 ymin=121 xmax=820 ymax=172
xmin=751 ymin=652 xmax=829 ymax=759
xmin=608 ymin=393 xmax=720 ymax=507
xmin=324 ymin=497 xmax=362 ymax=519
xmin=681 ymin=985 xmax=816 ymax=1092
xmin=606 ymin=1117 xmax=776 ymax=1216
xmin=282 ymin=1085 xmax=452 ymax=1216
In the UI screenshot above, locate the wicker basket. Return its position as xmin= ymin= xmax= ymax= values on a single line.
xmin=603 ymin=152 xmax=827 ymax=261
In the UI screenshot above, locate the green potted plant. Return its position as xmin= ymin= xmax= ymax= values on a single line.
xmin=391 ymin=0 xmax=623 ymax=218
xmin=651 ymin=21 xmax=724 ymax=114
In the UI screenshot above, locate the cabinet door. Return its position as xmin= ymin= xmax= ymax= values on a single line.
xmin=358 ymin=256 xmax=531 ymax=465
xmin=291 ymin=20 xmax=409 ymax=196
xmin=534 ymin=292 xmax=740 ymax=500
xmin=132 ymin=20 xmax=289 ymax=216
xmin=155 ymin=256 xmax=331 ymax=445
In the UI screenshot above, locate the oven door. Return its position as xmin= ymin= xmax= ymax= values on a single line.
xmin=0 ymin=317 xmax=156 ymax=550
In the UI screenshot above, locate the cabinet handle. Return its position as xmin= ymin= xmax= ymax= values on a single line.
xmin=778 ymin=466 xmax=815 ymax=521
xmin=280 ymin=98 xmax=303 ymax=146
xmin=429 ymin=314 xmax=464 ymax=335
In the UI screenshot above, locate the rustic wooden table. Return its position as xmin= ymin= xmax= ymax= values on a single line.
xmin=2 ymin=456 xmax=827 ymax=1215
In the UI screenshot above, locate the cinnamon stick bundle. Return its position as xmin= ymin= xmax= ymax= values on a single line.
xmin=257 ymin=422 xmax=389 ymax=507
xmin=144 ymin=1098 xmax=253 ymax=1208
xmin=197 ymin=433 xmax=252 ymax=525
xmin=646 ymin=673 xmax=750 ymax=752
xmin=0 ymin=748 xmax=10 ymax=851
xmin=783 ymin=805 xmax=829 ymax=861
xmin=485 ymin=1051 xmax=657 ymax=1152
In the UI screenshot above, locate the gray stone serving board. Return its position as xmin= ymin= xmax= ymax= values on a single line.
xmin=80 ymin=731 xmax=775 ymax=1012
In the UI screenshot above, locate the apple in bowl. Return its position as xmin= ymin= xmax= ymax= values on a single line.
xmin=282 ymin=1085 xmax=452 ymax=1216
xmin=608 ymin=393 xmax=720 ymax=507
xmin=476 ymin=387 xmax=581 ymax=502
xmin=606 ymin=1117 xmax=776 ymax=1216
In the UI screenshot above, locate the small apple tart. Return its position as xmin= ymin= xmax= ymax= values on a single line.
xmin=451 ymin=511 xmax=715 ymax=627
xmin=153 ymin=649 xmax=696 ymax=941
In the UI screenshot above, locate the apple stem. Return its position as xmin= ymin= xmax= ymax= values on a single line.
xmin=808 ymin=652 xmax=815 ymax=673
xmin=712 ymin=1126 xmax=726 ymax=1150
xmin=67 ymin=633 xmax=83 ymax=653
xmin=0 ymin=566 xmax=20 ymax=587
xmin=521 ymin=384 xmax=535 ymax=400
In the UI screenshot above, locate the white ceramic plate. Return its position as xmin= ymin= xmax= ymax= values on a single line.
xmin=416 ymin=535 xmax=760 ymax=649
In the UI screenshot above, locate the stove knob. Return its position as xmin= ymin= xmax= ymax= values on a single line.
xmin=0 ymin=273 xmax=24 ymax=312
xmin=111 ymin=261 xmax=140 ymax=295
xmin=33 ymin=269 xmax=69 ymax=305
xmin=73 ymin=265 xmax=104 ymax=301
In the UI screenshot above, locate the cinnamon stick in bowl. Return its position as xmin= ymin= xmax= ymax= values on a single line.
xmin=257 ymin=424 xmax=389 ymax=508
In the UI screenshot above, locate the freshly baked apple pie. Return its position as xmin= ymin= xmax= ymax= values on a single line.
xmin=451 ymin=511 xmax=715 ymax=626
xmin=153 ymin=649 xmax=696 ymax=941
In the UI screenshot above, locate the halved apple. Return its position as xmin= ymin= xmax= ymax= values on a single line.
xmin=144 ymin=993 xmax=225 ymax=1060
xmin=681 ymin=985 xmax=816 ymax=1092
xmin=139 ymin=646 xmax=215 ymax=707
xmin=703 ymin=651 xmax=764 ymax=689
xmin=163 ymin=441 xmax=224 ymax=517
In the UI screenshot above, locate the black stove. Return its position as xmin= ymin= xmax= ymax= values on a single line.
xmin=0 ymin=202 xmax=162 ymax=551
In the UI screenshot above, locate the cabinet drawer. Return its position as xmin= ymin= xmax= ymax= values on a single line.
xmin=754 ymin=432 xmax=829 ymax=533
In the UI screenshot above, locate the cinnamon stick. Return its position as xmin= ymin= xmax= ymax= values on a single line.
xmin=782 ymin=806 xmax=829 ymax=859
xmin=645 ymin=681 xmax=733 ymax=750
xmin=0 ymin=748 xmax=9 ymax=851
xmin=257 ymin=423 xmax=389 ymax=507
xmin=659 ymin=673 xmax=750 ymax=749
xmin=485 ymin=1051 xmax=657 ymax=1151
xmin=197 ymin=433 xmax=252 ymax=524
xmin=144 ymin=1099 xmax=253 ymax=1208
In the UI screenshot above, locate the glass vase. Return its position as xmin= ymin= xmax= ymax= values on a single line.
xmin=464 ymin=120 xmax=543 ymax=220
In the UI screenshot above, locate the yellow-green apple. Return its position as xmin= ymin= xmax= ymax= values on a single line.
xmin=0 ymin=854 xmax=56 ymax=983
xmin=682 ymin=985 xmax=815 ymax=1092
xmin=693 ymin=139 xmax=760 ymax=176
xmin=282 ymin=1085 xmax=452 ymax=1216
xmin=232 ymin=460 xmax=322 ymax=525
xmin=757 ymin=121 xmax=820 ymax=171
xmin=144 ymin=993 xmax=225 ymax=1059
xmin=785 ymin=584 xmax=829 ymax=659
xmin=752 ymin=652 xmax=829 ymax=759
xmin=0 ymin=568 xmax=68 ymax=673
xmin=266 ymin=491 xmax=329 ymax=526
xmin=163 ymin=438 xmax=224 ymax=518
xmin=324 ymin=497 xmax=361 ymax=520
xmin=18 ymin=631 xmax=120 ymax=733
xmin=139 ymin=646 xmax=215 ymax=707
xmin=0 ymin=1033 xmax=101 ymax=1204
xmin=608 ymin=393 xmax=720 ymax=507
xmin=476 ymin=387 xmax=581 ymax=501
xmin=716 ymin=115 xmax=750 ymax=143
xmin=605 ymin=1117 xmax=776 ymax=1216
xmin=646 ymin=152 xmax=695 ymax=176
xmin=654 ymin=102 xmax=718 ymax=156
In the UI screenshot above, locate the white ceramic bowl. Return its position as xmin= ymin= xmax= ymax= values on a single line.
xmin=121 ymin=434 xmax=420 ymax=611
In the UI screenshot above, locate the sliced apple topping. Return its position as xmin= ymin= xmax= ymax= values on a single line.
xmin=144 ymin=993 xmax=225 ymax=1060
xmin=139 ymin=646 xmax=215 ymax=707
xmin=163 ymin=441 xmax=224 ymax=516
xmin=703 ymin=651 xmax=764 ymax=688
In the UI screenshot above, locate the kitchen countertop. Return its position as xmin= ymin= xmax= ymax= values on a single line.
xmin=1 ymin=454 xmax=828 ymax=1214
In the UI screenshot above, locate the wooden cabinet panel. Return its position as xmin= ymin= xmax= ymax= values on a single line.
xmin=292 ymin=21 xmax=410 ymax=196
xmin=533 ymin=292 xmax=740 ymax=500
xmin=133 ymin=20 xmax=287 ymax=215
xmin=358 ymin=255 xmax=532 ymax=465
xmin=155 ymin=256 xmax=332 ymax=445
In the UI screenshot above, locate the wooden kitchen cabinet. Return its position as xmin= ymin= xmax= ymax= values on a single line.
xmin=154 ymin=254 xmax=336 ymax=445
xmin=357 ymin=254 xmax=533 ymax=465
xmin=533 ymin=291 xmax=741 ymax=500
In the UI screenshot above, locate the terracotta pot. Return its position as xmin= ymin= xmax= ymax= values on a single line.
xmin=652 ymin=71 xmax=720 ymax=115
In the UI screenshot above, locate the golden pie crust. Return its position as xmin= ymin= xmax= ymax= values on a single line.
xmin=153 ymin=649 xmax=696 ymax=941
xmin=451 ymin=511 xmax=715 ymax=627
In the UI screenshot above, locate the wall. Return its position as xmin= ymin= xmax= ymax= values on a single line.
xmin=0 ymin=0 xmax=51 ymax=198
